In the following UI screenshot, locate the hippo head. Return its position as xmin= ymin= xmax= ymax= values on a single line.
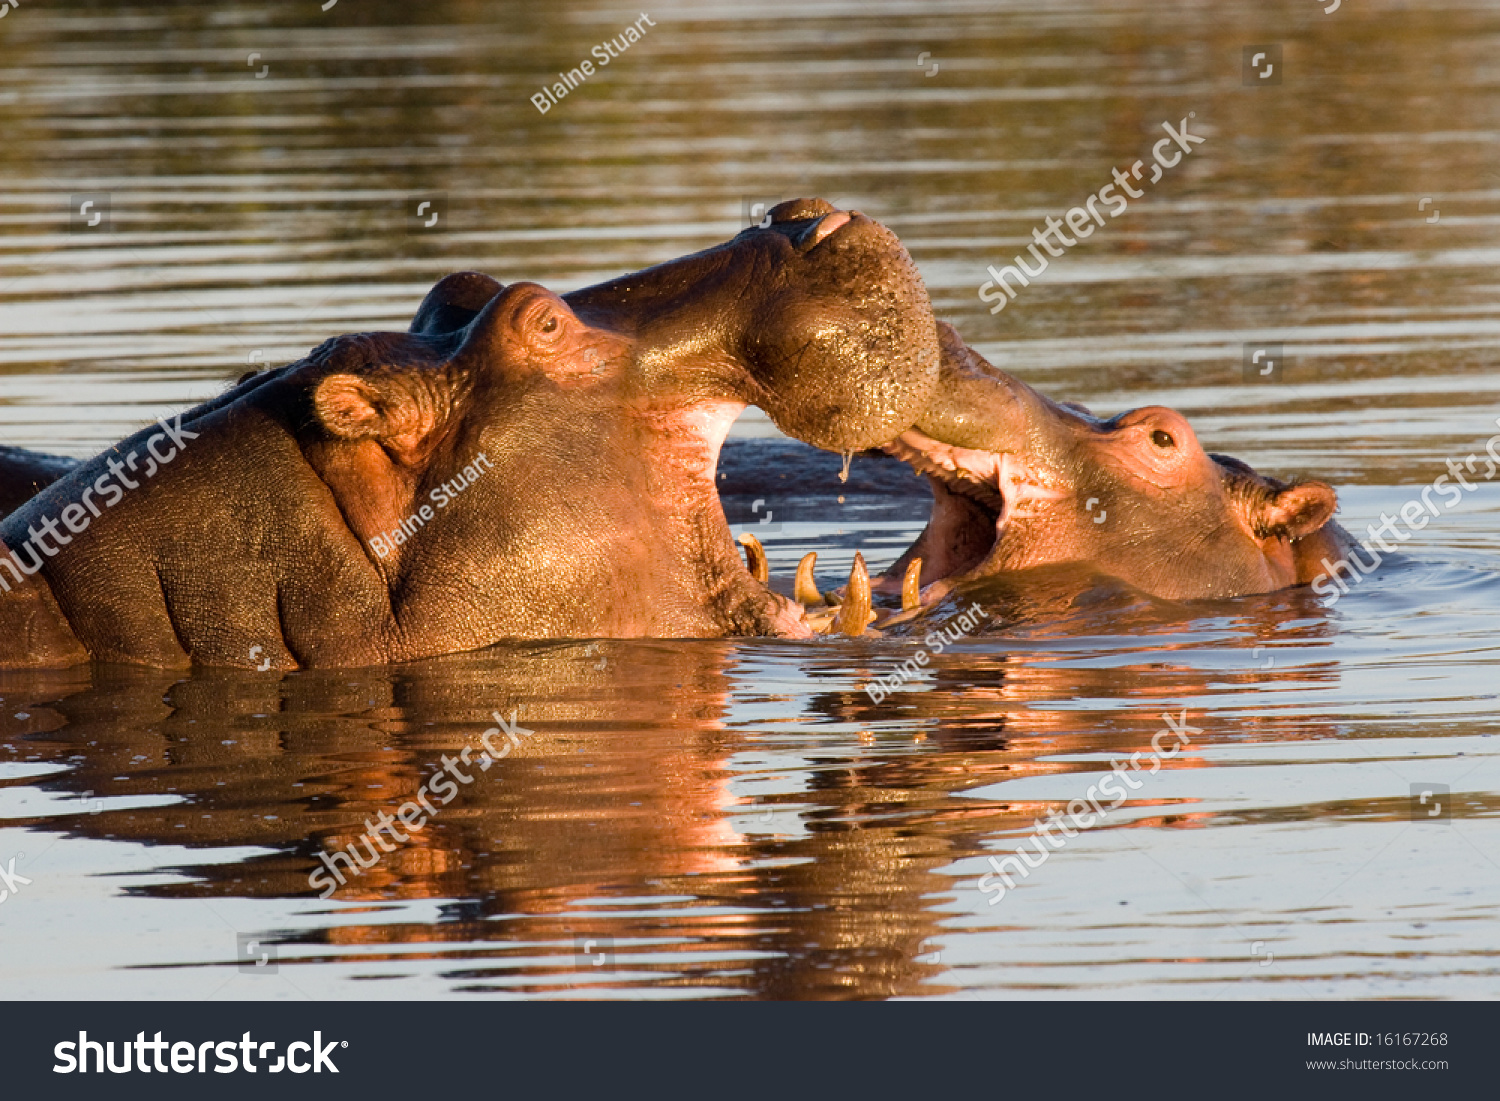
xmin=383 ymin=198 xmax=939 ymax=459
xmin=875 ymin=323 xmax=1350 ymax=606
xmin=301 ymin=200 xmax=940 ymax=645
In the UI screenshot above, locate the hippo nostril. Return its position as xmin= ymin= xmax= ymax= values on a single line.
xmin=806 ymin=211 xmax=852 ymax=249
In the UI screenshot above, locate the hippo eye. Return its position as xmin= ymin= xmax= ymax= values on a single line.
xmin=1151 ymin=429 xmax=1175 ymax=449
xmin=540 ymin=315 xmax=558 ymax=334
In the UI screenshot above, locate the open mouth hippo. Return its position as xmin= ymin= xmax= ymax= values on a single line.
xmin=0 ymin=200 xmax=940 ymax=668
xmin=873 ymin=322 xmax=1353 ymax=611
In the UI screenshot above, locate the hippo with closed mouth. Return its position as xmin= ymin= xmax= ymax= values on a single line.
xmin=873 ymin=322 xmax=1354 ymax=611
xmin=0 ymin=200 xmax=940 ymax=668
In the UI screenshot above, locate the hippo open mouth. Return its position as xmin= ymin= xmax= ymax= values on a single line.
xmin=856 ymin=322 xmax=1349 ymax=612
xmin=874 ymin=426 xmax=1064 ymax=602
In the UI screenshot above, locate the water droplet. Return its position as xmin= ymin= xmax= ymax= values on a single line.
xmin=838 ymin=451 xmax=853 ymax=483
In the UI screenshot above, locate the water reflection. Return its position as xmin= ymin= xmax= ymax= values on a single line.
xmin=0 ymin=589 xmax=1359 ymax=1000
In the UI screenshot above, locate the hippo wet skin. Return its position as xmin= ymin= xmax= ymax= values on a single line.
xmin=0 ymin=200 xmax=940 ymax=668
xmin=876 ymin=322 xmax=1353 ymax=609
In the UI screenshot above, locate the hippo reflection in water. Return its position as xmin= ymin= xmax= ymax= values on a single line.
xmin=0 ymin=200 xmax=942 ymax=667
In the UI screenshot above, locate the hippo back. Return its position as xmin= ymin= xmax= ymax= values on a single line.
xmin=0 ymin=446 xmax=78 ymax=519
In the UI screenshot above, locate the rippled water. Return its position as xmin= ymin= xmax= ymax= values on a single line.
xmin=2 ymin=0 xmax=1499 ymax=999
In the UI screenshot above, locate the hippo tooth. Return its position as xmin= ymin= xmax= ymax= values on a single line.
xmin=737 ymin=532 xmax=769 ymax=584
xmin=884 ymin=430 xmax=1006 ymax=510
xmin=834 ymin=552 xmax=873 ymax=637
xmin=901 ymin=557 xmax=924 ymax=610
xmin=795 ymin=552 xmax=822 ymax=606
xmin=804 ymin=606 xmax=840 ymax=632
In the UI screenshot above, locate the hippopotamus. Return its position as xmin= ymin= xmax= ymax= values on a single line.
xmin=0 ymin=199 xmax=940 ymax=668
xmin=0 ymin=446 xmax=76 ymax=519
xmin=874 ymin=323 xmax=1353 ymax=609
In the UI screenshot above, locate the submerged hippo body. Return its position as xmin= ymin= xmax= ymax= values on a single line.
xmin=878 ymin=323 xmax=1352 ymax=608
xmin=0 ymin=201 xmax=940 ymax=668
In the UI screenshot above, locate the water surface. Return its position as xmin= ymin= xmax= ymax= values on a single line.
xmin=1 ymin=0 xmax=1498 ymax=999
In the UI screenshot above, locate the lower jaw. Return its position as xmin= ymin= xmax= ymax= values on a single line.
xmin=637 ymin=400 xmax=809 ymax=636
xmin=872 ymin=475 xmax=1003 ymax=608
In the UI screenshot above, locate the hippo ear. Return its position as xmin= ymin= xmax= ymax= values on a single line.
xmin=313 ymin=373 xmax=436 ymax=459
xmin=1257 ymin=481 xmax=1337 ymax=539
xmin=410 ymin=272 xmax=505 ymax=336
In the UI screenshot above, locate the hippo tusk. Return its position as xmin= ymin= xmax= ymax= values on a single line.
xmin=738 ymin=532 xmax=769 ymax=583
xmin=795 ymin=552 xmax=822 ymax=606
xmin=833 ymin=552 xmax=874 ymax=636
xmin=901 ymin=557 xmax=923 ymax=610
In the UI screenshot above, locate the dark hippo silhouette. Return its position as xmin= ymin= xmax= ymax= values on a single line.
xmin=875 ymin=323 xmax=1353 ymax=609
xmin=0 ymin=446 xmax=75 ymax=518
xmin=0 ymin=200 xmax=940 ymax=668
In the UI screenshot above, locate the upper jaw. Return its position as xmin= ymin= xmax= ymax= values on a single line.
xmin=877 ymin=427 xmax=1069 ymax=606
xmin=570 ymin=205 xmax=940 ymax=456
xmin=882 ymin=428 xmax=1068 ymax=520
xmin=873 ymin=334 xmax=1087 ymax=608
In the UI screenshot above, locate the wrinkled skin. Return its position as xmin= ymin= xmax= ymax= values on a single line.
xmin=0 ymin=200 xmax=940 ymax=668
xmin=877 ymin=323 xmax=1353 ymax=607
